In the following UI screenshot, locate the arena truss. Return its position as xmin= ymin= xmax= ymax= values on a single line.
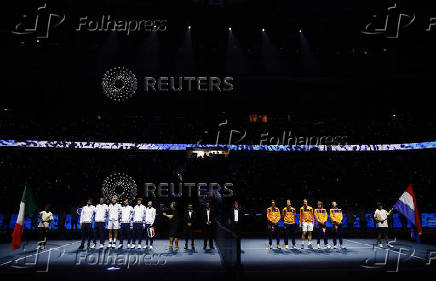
xmin=1 ymin=139 xmax=436 ymax=151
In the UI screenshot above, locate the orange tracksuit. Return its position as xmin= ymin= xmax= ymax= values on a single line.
xmin=330 ymin=208 xmax=343 ymax=224
xmin=267 ymin=206 xmax=281 ymax=245
xmin=299 ymin=206 xmax=314 ymax=226
xmin=282 ymin=207 xmax=296 ymax=225
xmin=267 ymin=207 xmax=281 ymax=224
xmin=314 ymin=208 xmax=328 ymax=225
xmin=330 ymin=208 xmax=343 ymax=246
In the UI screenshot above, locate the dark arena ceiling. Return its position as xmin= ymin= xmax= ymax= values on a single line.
xmin=1 ymin=0 xmax=435 ymax=125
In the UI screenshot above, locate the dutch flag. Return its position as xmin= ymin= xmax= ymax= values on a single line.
xmin=393 ymin=184 xmax=422 ymax=242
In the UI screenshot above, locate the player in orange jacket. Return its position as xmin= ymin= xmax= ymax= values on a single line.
xmin=267 ymin=200 xmax=281 ymax=249
xmin=282 ymin=199 xmax=297 ymax=249
xmin=299 ymin=199 xmax=314 ymax=249
xmin=314 ymin=201 xmax=330 ymax=249
xmin=330 ymin=201 xmax=346 ymax=249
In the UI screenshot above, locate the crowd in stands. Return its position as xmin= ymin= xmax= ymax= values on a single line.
xmin=1 ymin=111 xmax=436 ymax=145
xmin=0 ymin=147 xmax=435 ymax=234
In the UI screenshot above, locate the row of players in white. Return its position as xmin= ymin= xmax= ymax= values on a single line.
xmin=80 ymin=200 xmax=155 ymax=249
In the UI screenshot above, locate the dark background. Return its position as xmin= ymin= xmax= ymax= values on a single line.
xmin=0 ymin=0 xmax=436 ymax=237
xmin=1 ymin=0 xmax=436 ymax=115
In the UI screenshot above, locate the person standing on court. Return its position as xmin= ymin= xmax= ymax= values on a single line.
xmin=78 ymin=198 xmax=95 ymax=250
xmin=201 ymin=202 xmax=216 ymax=250
xmin=93 ymin=197 xmax=108 ymax=249
xmin=37 ymin=204 xmax=53 ymax=250
xmin=183 ymin=203 xmax=196 ymax=250
xmin=144 ymin=200 xmax=156 ymax=250
xmin=163 ymin=202 xmax=180 ymax=251
xmin=132 ymin=198 xmax=146 ymax=249
xmin=228 ymin=201 xmax=242 ymax=236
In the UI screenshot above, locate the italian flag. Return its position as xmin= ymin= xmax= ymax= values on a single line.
xmin=11 ymin=185 xmax=37 ymax=251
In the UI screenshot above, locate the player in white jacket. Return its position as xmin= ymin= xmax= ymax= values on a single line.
xmin=132 ymin=198 xmax=146 ymax=249
xmin=108 ymin=197 xmax=122 ymax=248
xmin=37 ymin=204 xmax=53 ymax=250
xmin=144 ymin=201 xmax=156 ymax=249
xmin=119 ymin=199 xmax=133 ymax=249
xmin=93 ymin=197 xmax=108 ymax=249
xmin=78 ymin=199 xmax=95 ymax=250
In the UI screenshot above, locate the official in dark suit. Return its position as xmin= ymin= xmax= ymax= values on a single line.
xmin=229 ymin=201 xmax=243 ymax=236
xmin=183 ymin=203 xmax=196 ymax=249
xmin=201 ymin=202 xmax=216 ymax=249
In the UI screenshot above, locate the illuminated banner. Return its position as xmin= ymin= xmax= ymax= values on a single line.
xmin=2 ymin=139 xmax=436 ymax=152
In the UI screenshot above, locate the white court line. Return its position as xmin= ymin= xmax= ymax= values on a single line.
xmin=345 ymin=239 xmax=426 ymax=261
xmin=0 ymin=240 xmax=80 ymax=266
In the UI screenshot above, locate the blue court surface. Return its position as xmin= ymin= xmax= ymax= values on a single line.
xmin=1 ymin=238 xmax=436 ymax=279
xmin=0 ymin=239 xmax=224 ymax=276
xmin=241 ymin=238 xmax=436 ymax=274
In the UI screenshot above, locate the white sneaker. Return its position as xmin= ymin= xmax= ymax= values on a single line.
xmin=326 ymin=244 xmax=331 ymax=249
xmin=387 ymin=243 xmax=394 ymax=248
xmin=100 ymin=244 xmax=104 ymax=249
xmin=112 ymin=243 xmax=116 ymax=248
xmin=149 ymin=245 xmax=153 ymax=250
xmin=127 ymin=243 xmax=131 ymax=248
xmin=378 ymin=243 xmax=383 ymax=248
xmin=292 ymin=245 xmax=296 ymax=249
xmin=340 ymin=245 xmax=346 ymax=249
xmin=317 ymin=244 xmax=320 ymax=249
xmin=118 ymin=244 xmax=123 ymax=249
xmin=90 ymin=244 xmax=96 ymax=249
xmin=143 ymin=245 xmax=148 ymax=249
xmin=137 ymin=244 xmax=142 ymax=249
xmin=333 ymin=245 xmax=337 ymax=249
